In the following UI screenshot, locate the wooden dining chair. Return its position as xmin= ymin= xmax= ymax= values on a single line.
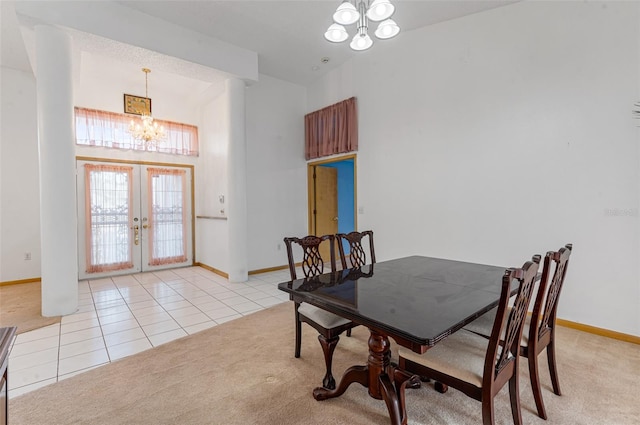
xmin=336 ymin=230 xmax=376 ymax=269
xmin=284 ymin=235 xmax=357 ymax=390
xmin=463 ymin=244 xmax=573 ymax=420
xmin=336 ymin=230 xmax=375 ymax=337
xmin=521 ymin=244 xmax=572 ymax=419
xmin=397 ymin=258 xmax=540 ymax=425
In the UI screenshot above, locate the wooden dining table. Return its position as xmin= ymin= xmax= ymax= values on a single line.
xmin=278 ymin=255 xmax=512 ymax=425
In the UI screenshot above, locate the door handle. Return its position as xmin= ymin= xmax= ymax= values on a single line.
xmin=132 ymin=225 xmax=140 ymax=245
xmin=332 ymin=217 xmax=339 ymax=221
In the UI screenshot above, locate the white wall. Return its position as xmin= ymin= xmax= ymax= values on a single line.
xmin=195 ymin=91 xmax=229 ymax=272
xmin=245 ymin=74 xmax=308 ymax=271
xmin=0 ymin=68 xmax=41 ymax=281
xmin=189 ymin=73 xmax=309 ymax=274
xmin=307 ymin=1 xmax=640 ymax=336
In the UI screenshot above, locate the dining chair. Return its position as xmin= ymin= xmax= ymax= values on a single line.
xmin=336 ymin=230 xmax=376 ymax=269
xmin=397 ymin=258 xmax=540 ymax=425
xmin=283 ymin=234 xmax=357 ymax=390
xmin=335 ymin=230 xmax=375 ymax=338
xmin=463 ymin=244 xmax=573 ymax=420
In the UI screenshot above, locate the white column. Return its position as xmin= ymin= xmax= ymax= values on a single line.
xmin=226 ymin=78 xmax=248 ymax=282
xmin=35 ymin=25 xmax=78 ymax=316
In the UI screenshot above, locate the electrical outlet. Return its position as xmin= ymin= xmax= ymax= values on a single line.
xmin=24 ymin=252 xmax=31 ymax=260
xmin=277 ymin=243 xmax=282 ymax=251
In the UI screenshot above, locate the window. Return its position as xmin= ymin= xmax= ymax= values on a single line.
xmin=75 ymin=107 xmax=199 ymax=156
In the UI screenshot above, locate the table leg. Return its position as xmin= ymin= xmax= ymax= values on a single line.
xmin=313 ymin=365 xmax=368 ymax=400
xmin=313 ymin=330 xmax=419 ymax=425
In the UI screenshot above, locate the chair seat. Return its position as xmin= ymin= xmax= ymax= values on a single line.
xmin=399 ymin=329 xmax=491 ymax=388
xmin=464 ymin=307 xmax=531 ymax=347
xmin=463 ymin=307 xmax=497 ymax=336
xmin=298 ymin=302 xmax=351 ymax=329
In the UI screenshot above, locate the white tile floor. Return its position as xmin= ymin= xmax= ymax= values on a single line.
xmin=7 ymin=266 xmax=292 ymax=398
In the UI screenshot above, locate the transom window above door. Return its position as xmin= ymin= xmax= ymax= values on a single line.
xmin=75 ymin=107 xmax=199 ymax=156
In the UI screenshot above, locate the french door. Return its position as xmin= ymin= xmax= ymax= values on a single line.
xmin=77 ymin=160 xmax=193 ymax=279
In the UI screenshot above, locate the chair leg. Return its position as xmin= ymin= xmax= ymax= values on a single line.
xmin=294 ymin=307 xmax=302 ymax=358
xmin=528 ymin=352 xmax=548 ymax=420
xmin=346 ymin=329 xmax=352 ymax=337
xmin=318 ymin=334 xmax=339 ymax=390
xmin=546 ymin=340 xmax=562 ymax=396
xmin=508 ymin=373 xmax=523 ymax=425
xmin=481 ymin=396 xmax=495 ymax=425
xmin=434 ymin=382 xmax=448 ymax=393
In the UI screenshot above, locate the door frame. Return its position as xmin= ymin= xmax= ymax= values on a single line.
xmin=76 ymin=156 xmax=196 ymax=276
xmin=307 ymin=154 xmax=357 ymax=236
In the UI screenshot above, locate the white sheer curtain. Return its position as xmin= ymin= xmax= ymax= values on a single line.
xmin=84 ymin=163 xmax=134 ymax=273
xmin=75 ymin=107 xmax=199 ymax=156
xmin=146 ymin=168 xmax=188 ymax=265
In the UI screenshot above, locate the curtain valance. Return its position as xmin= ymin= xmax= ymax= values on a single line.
xmin=304 ymin=97 xmax=357 ymax=160
xmin=75 ymin=107 xmax=199 ymax=156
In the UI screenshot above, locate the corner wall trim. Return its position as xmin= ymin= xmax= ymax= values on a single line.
xmin=557 ymin=318 xmax=639 ymax=345
xmin=0 ymin=277 xmax=41 ymax=287
xmin=193 ymin=263 xmax=295 ymax=279
xmin=248 ymin=264 xmax=290 ymax=275
xmin=194 ymin=262 xmax=229 ymax=279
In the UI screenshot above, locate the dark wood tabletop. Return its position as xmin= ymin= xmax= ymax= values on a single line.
xmin=278 ymin=255 xmax=508 ymax=354
xmin=278 ymin=255 xmax=510 ymax=425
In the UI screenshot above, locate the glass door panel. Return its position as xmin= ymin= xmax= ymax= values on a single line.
xmin=77 ymin=161 xmax=192 ymax=279
xmin=141 ymin=166 xmax=192 ymax=271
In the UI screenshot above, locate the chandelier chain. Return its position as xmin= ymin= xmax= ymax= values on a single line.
xmin=128 ymin=67 xmax=165 ymax=148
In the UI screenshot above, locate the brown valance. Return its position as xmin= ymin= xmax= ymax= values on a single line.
xmin=304 ymin=97 xmax=358 ymax=160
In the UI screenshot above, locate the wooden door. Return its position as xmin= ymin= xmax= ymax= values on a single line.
xmin=314 ymin=166 xmax=338 ymax=262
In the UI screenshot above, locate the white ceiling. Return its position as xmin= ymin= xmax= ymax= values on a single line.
xmin=1 ymin=1 xmax=518 ymax=94
xmin=115 ymin=0 xmax=517 ymax=86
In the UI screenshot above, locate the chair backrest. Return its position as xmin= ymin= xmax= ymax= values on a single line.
xmin=283 ymin=235 xmax=336 ymax=280
xmin=485 ymin=257 xmax=540 ymax=385
xmin=336 ymin=230 xmax=376 ymax=269
xmin=529 ymin=244 xmax=572 ymax=345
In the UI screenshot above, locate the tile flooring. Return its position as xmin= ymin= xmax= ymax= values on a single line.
xmin=7 ymin=266 xmax=292 ymax=398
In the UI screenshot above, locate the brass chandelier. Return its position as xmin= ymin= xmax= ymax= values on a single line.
xmin=128 ymin=68 xmax=166 ymax=147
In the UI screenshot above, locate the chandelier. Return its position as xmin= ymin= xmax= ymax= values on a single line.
xmin=128 ymin=68 xmax=165 ymax=147
xmin=324 ymin=0 xmax=400 ymax=51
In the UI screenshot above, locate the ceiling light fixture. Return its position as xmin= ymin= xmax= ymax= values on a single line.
xmin=324 ymin=0 xmax=400 ymax=51
xmin=128 ymin=68 xmax=165 ymax=148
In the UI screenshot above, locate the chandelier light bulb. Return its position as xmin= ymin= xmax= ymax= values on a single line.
xmin=129 ymin=114 xmax=166 ymax=144
xmin=366 ymin=0 xmax=395 ymax=22
xmin=325 ymin=0 xmax=399 ymax=51
xmin=350 ymin=33 xmax=373 ymax=51
xmin=374 ymin=19 xmax=400 ymax=39
xmin=324 ymin=23 xmax=349 ymax=43
xmin=333 ymin=1 xmax=360 ymax=25
xmin=127 ymin=68 xmax=166 ymax=147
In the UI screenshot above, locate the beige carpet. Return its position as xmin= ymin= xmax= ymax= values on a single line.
xmin=9 ymin=302 xmax=640 ymax=424
xmin=0 ymin=282 xmax=61 ymax=334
